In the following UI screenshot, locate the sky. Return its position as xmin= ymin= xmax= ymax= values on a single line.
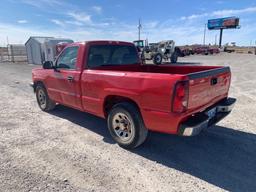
xmin=0 ymin=0 xmax=256 ymax=46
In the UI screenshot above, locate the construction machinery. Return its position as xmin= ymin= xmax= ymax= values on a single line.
xmin=133 ymin=40 xmax=179 ymax=64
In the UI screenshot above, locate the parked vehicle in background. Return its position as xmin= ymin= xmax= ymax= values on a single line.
xmin=224 ymin=46 xmax=236 ymax=53
xmin=31 ymin=40 xmax=236 ymax=149
xmin=133 ymin=40 xmax=146 ymax=62
xmin=133 ymin=40 xmax=145 ymax=50
xmin=133 ymin=40 xmax=179 ymax=64
xmin=193 ymin=46 xmax=220 ymax=55
xmin=193 ymin=46 xmax=210 ymax=55
xmin=223 ymin=46 xmax=256 ymax=54
xmin=143 ymin=40 xmax=179 ymax=64
xmin=208 ymin=47 xmax=220 ymax=54
xmin=177 ymin=46 xmax=194 ymax=57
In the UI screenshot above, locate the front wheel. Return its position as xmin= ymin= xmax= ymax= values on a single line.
xmin=107 ymin=102 xmax=148 ymax=149
xmin=153 ymin=53 xmax=162 ymax=65
xmin=36 ymin=84 xmax=56 ymax=111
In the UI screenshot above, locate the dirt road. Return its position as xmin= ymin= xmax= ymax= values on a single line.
xmin=0 ymin=53 xmax=256 ymax=192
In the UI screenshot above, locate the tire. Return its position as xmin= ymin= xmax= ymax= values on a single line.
xmin=171 ymin=51 xmax=178 ymax=63
xmin=153 ymin=53 xmax=162 ymax=65
xmin=107 ymin=102 xmax=148 ymax=149
xmin=35 ymin=84 xmax=56 ymax=111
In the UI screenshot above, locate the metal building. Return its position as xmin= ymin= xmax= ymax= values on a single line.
xmin=25 ymin=37 xmax=74 ymax=65
xmin=25 ymin=37 xmax=53 ymax=65
xmin=42 ymin=38 xmax=73 ymax=62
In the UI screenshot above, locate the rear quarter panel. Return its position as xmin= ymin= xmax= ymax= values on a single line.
xmin=80 ymin=70 xmax=187 ymax=133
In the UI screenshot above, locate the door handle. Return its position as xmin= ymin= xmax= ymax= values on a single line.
xmin=67 ymin=76 xmax=74 ymax=82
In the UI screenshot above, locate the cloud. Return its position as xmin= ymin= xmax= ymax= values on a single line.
xmin=51 ymin=19 xmax=65 ymax=27
xmin=68 ymin=12 xmax=91 ymax=24
xmin=1 ymin=3 xmax=256 ymax=47
xmin=181 ymin=13 xmax=208 ymax=20
xmin=181 ymin=6 xmax=256 ymax=20
xmin=65 ymin=20 xmax=83 ymax=26
xmin=1 ymin=17 xmax=256 ymax=47
xmin=17 ymin=20 xmax=28 ymax=24
xmin=0 ymin=22 xmax=94 ymax=46
xmin=213 ymin=6 xmax=256 ymax=17
xmin=92 ymin=6 xmax=102 ymax=14
xmin=20 ymin=0 xmax=76 ymax=14
xmin=21 ymin=0 xmax=62 ymax=8
xmin=144 ymin=21 xmax=159 ymax=28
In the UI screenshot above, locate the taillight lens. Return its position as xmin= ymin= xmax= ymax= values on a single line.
xmin=172 ymin=81 xmax=189 ymax=113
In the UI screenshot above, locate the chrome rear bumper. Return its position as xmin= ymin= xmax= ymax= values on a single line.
xmin=179 ymin=97 xmax=236 ymax=136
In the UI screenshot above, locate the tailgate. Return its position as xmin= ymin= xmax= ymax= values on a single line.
xmin=187 ymin=67 xmax=231 ymax=110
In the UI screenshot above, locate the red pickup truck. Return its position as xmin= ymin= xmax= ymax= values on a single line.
xmin=31 ymin=40 xmax=236 ymax=149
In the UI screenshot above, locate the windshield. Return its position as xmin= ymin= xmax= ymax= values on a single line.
xmin=87 ymin=45 xmax=139 ymax=68
xmin=134 ymin=41 xmax=144 ymax=47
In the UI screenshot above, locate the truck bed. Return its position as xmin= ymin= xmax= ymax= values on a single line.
xmin=95 ymin=64 xmax=226 ymax=76
xmin=92 ymin=64 xmax=231 ymax=113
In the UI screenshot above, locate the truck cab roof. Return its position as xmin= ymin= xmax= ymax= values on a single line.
xmin=68 ymin=40 xmax=135 ymax=47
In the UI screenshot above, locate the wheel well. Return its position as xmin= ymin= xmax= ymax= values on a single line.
xmin=33 ymin=81 xmax=44 ymax=92
xmin=103 ymin=95 xmax=140 ymax=118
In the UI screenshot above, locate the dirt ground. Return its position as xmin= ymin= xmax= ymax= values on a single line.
xmin=0 ymin=53 xmax=256 ymax=192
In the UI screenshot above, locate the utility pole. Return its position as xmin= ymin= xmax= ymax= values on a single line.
xmin=203 ymin=23 xmax=206 ymax=45
xmin=219 ymin=28 xmax=223 ymax=48
xmin=138 ymin=19 xmax=142 ymax=40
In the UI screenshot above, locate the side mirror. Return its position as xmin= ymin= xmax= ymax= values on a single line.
xmin=43 ymin=61 xmax=53 ymax=69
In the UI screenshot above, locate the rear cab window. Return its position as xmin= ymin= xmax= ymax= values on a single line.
xmin=87 ymin=45 xmax=139 ymax=69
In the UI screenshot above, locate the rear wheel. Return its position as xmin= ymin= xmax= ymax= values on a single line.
xmin=153 ymin=53 xmax=162 ymax=65
xmin=107 ymin=102 xmax=148 ymax=149
xmin=36 ymin=84 xmax=56 ymax=111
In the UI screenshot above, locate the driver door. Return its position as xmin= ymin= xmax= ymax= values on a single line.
xmin=46 ymin=46 xmax=83 ymax=110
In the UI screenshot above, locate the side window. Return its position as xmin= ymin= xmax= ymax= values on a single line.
xmin=56 ymin=46 xmax=79 ymax=69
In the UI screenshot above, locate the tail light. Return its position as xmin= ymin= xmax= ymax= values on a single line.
xmin=172 ymin=81 xmax=189 ymax=113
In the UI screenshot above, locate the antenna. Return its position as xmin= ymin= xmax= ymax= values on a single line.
xmin=138 ymin=19 xmax=142 ymax=40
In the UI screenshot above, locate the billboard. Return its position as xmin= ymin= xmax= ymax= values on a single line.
xmin=208 ymin=17 xmax=239 ymax=30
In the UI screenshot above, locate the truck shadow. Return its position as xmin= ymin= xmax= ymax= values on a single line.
xmin=49 ymin=105 xmax=256 ymax=192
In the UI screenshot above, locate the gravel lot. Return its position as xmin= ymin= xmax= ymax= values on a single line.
xmin=0 ymin=53 xmax=256 ymax=192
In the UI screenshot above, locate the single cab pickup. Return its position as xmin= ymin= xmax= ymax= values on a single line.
xmin=31 ymin=40 xmax=236 ymax=149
